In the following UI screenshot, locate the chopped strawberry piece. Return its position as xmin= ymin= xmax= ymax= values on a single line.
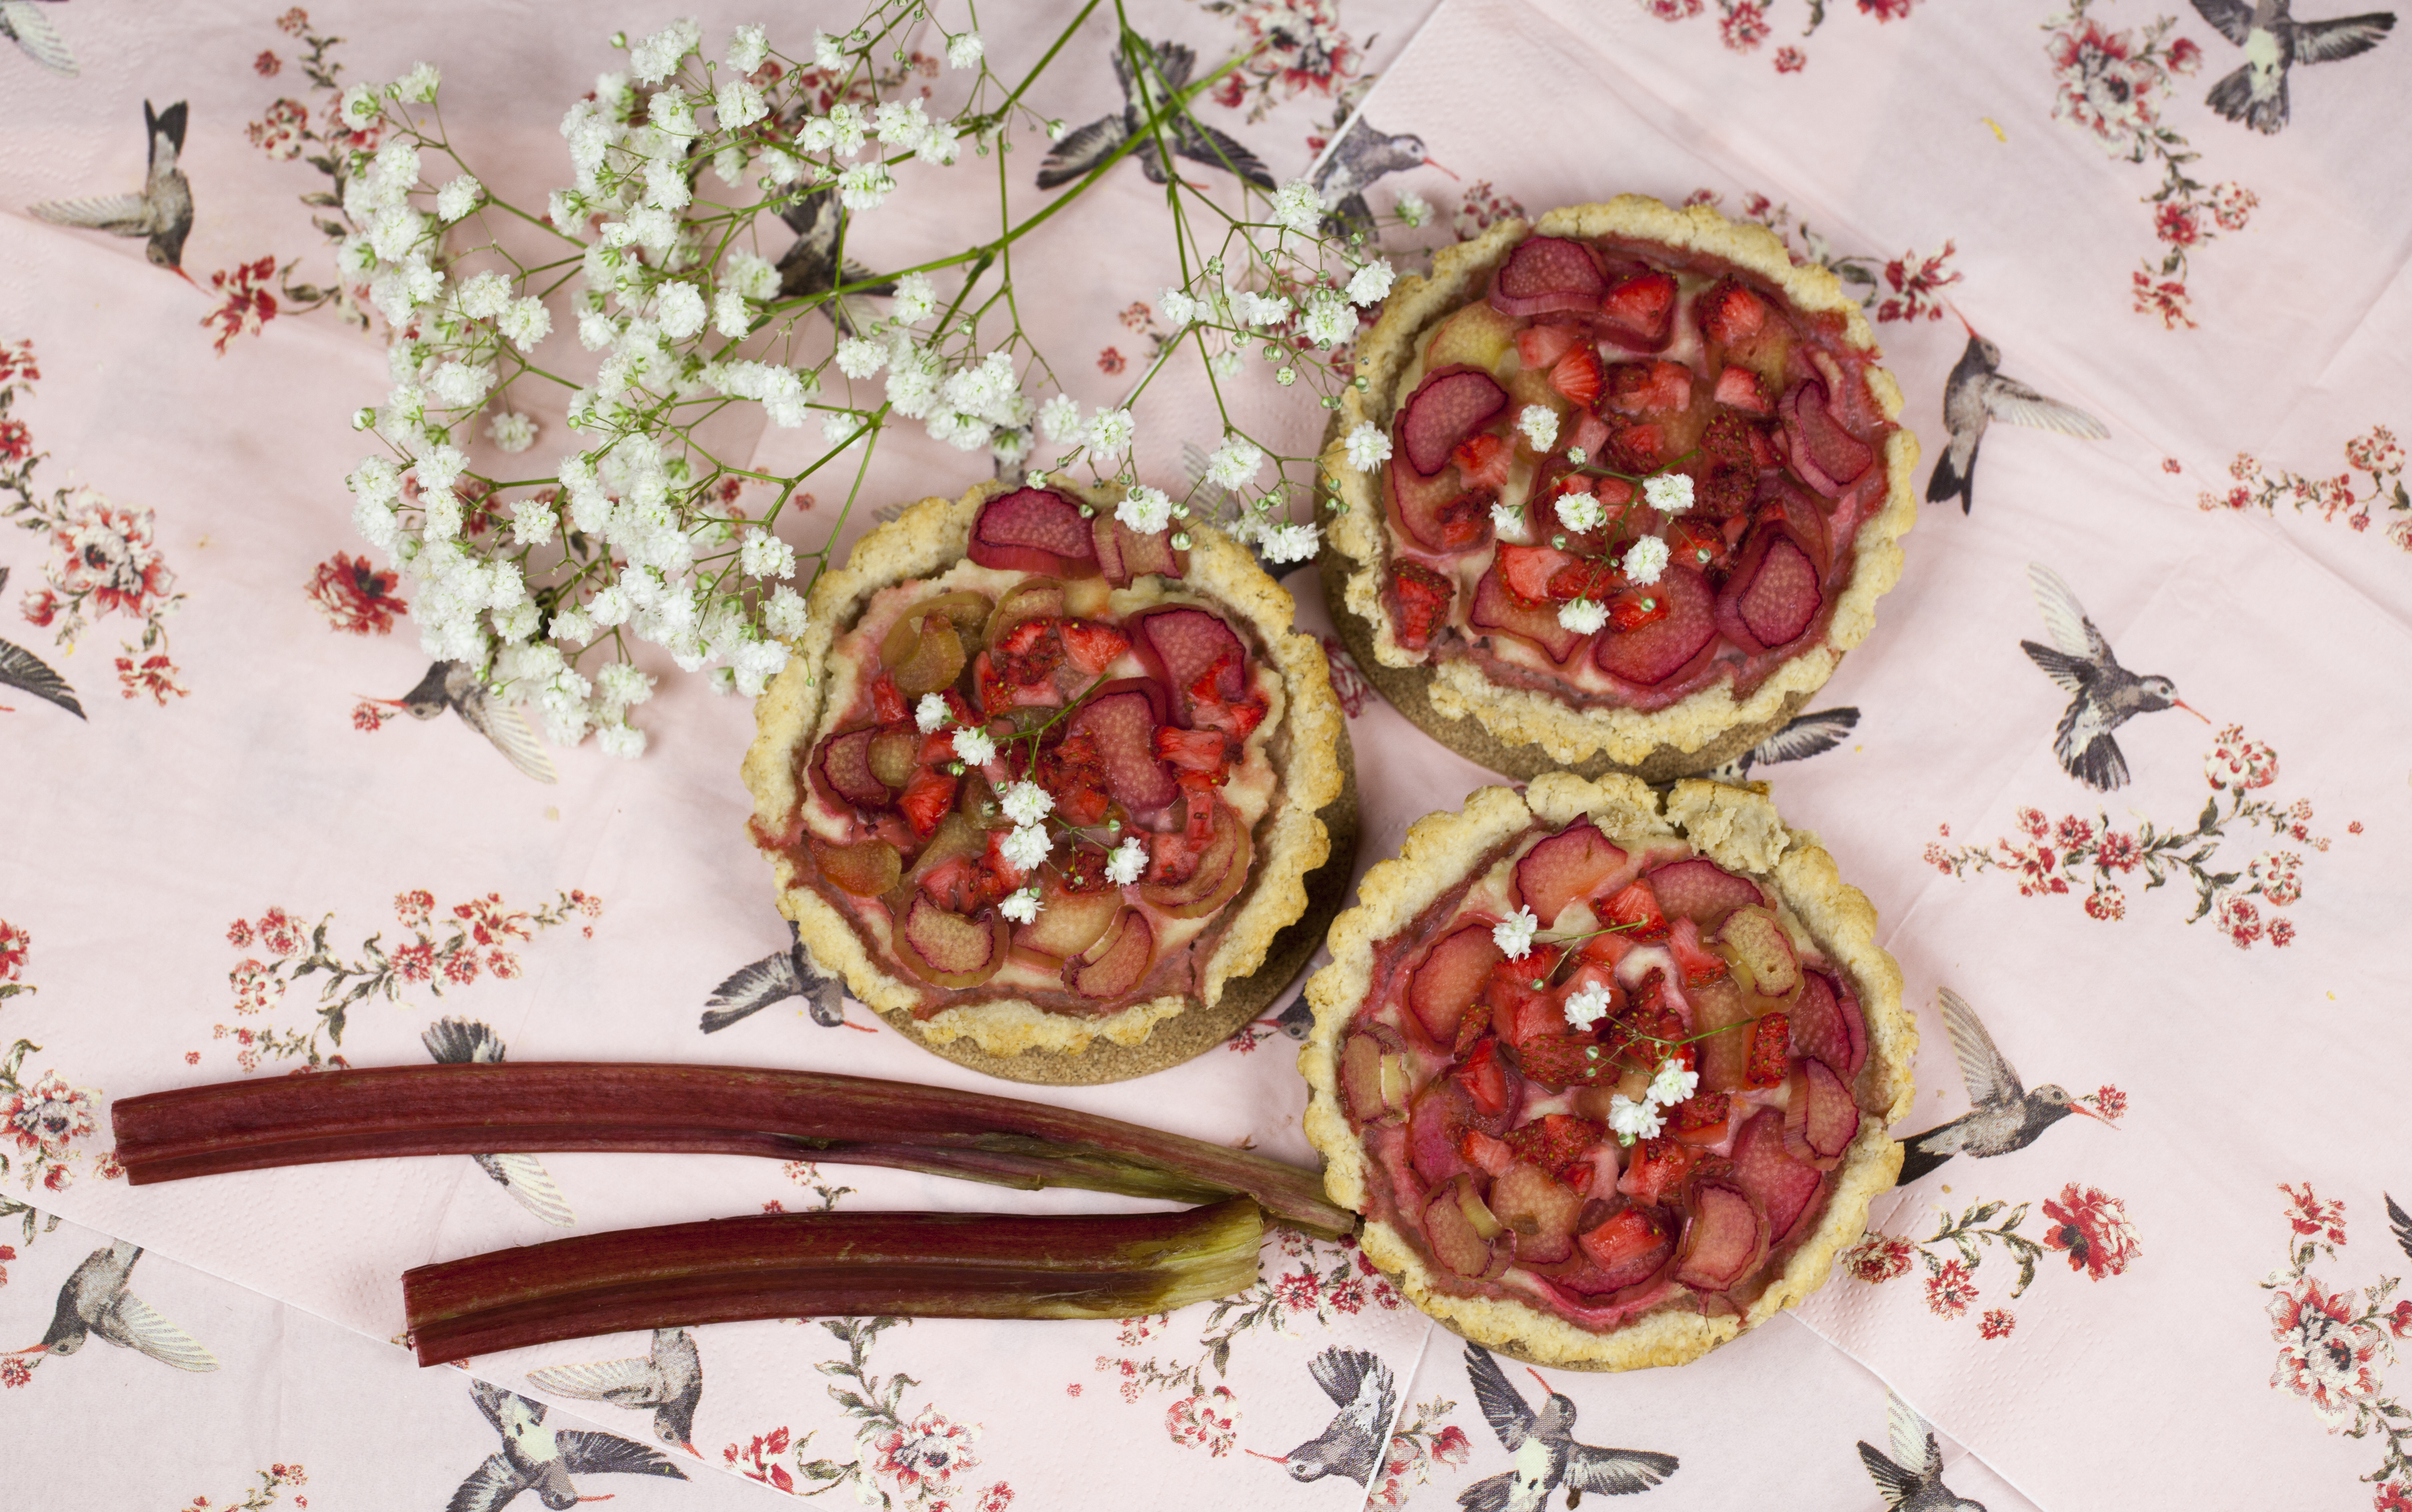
xmin=1388 ymin=561 xmax=1456 ymax=652
xmin=1665 ymin=517 xmax=1731 ymax=574
xmin=981 ymin=827 xmax=1031 ymax=890
xmin=1550 ymin=347 xmax=1603 ymax=409
xmin=870 ymin=674 xmax=907 ymax=724
xmin=1606 ymin=422 xmax=1664 ymax=473
xmin=1580 ymin=1205 xmax=1670 ymax=1268
xmin=918 ymin=729 xmax=963 ymax=767
xmin=1546 ymin=558 xmax=1621 ymax=604
xmin=1567 ymin=409 xmax=1613 ymax=462
xmin=1036 ymin=728 xmax=1108 ymax=826
xmin=1669 ymin=1090 xmax=1732 ymax=1139
xmin=1599 ymin=270 xmax=1677 ymax=349
xmin=1059 ymin=619 xmax=1131 ymax=674
xmin=1507 ymin=992 xmax=1567 ymax=1048
xmin=1600 ymin=882 xmax=1671 ymax=943
xmin=916 ymin=853 xmax=983 ymax=911
xmin=1579 ymin=930 xmax=1635 ymax=969
xmin=1616 ymin=1136 xmax=1696 ymax=1205
xmin=897 ymin=768 xmax=959 ymax=838
xmin=1453 ymin=1039 xmax=1514 ymax=1117
xmin=1452 ymin=432 xmax=1513 ymax=488
xmin=1514 ymin=323 xmax=1582 ymax=370
xmin=1505 ymin=1113 xmax=1609 ymax=1189
xmin=1607 ymin=588 xmax=1671 ymax=634
xmin=1745 ymin=1013 xmax=1791 ymax=1089
xmin=1459 ymin=1128 xmax=1516 ymax=1178
xmin=1606 ymin=360 xmax=1693 ymax=416
xmin=1056 ymin=841 xmax=1115 ymax=893
xmin=1667 ymin=917 xmax=1728 ymax=985
xmin=1496 ymin=543 xmax=1573 ymax=606
xmin=1155 ymin=726 xmax=1230 ymax=776
xmin=1515 ymin=1034 xmax=1618 ymax=1089
xmin=993 ymin=618 xmax=1066 ymax=689
xmin=1177 ymin=773 xmax=1220 ymax=847
xmin=1697 ymin=280 xmax=1767 ymax=346
xmin=1713 ymin=365 xmax=1771 ymax=416
xmin=1452 ymin=997 xmax=1493 ymax=1057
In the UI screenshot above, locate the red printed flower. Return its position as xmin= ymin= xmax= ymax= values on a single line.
xmin=2018 ymin=807 xmax=2050 ymax=839
xmin=2154 ymin=202 xmax=2200 ymax=245
xmin=276 ymin=8 xmax=309 ymax=36
xmin=870 ymin=1407 xmax=979 ymax=1490
xmin=976 ymin=1485 xmax=1014 ymax=1512
xmin=1858 ymin=0 xmax=1917 ymax=19
xmin=256 ymin=907 xmax=303 ymax=958
xmin=1979 ymin=1308 xmax=2016 ymax=1339
xmin=1845 ymin=1234 xmax=1915 ymax=1284
xmin=2206 ymin=726 xmax=2278 ymax=790
xmin=1326 ymin=1275 xmax=1366 ymax=1313
xmin=2269 ymin=1275 xmax=2384 ymax=1425
xmin=1164 ymin=1386 xmax=1239 ymax=1456
xmin=2167 ymin=35 xmax=2203 ymax=73
xmin=1924 ymin=1259 xmax=1977 ymax=1318
xmin=306 ymin=552 xmax=409 ymax=635
xmin=441 ymin=952 xmax=481 ymax=986
xmin=19 ymin=586 xmax=56 ymax=628
xmin=1720 ymin=1 xmax=1771 ymax=50
xmin=486 ymin=950 xmax=523 ymax=980
xmin=225 ymin=919 xmax=254 ymax=948
xmin=2210 ymin=180 xmax=2257 ymax=231
xmin=0 ymin=920 xmax=27 ymax=982
xmin=115 ymin=654 xmax=187 ymax=704
xmin=53 ymin=488 xmax=173 ymax=621
xmin=1 ymin=1356 xmax=30 ymax=1388
xmin=393 ymin=941 xmax=434 ymax=983
xmin=245 ymin=98 xmax=310 ymax=160
xmin=0 ymin=418 xmax=29 ymax=463
xmin=1273 ymin=1270 xmax=1321 ymax=1311
xmin=203 ymin=256 xmax=283 ymax=354
xmin=4 ymin=1070 xmax=98 ymax=1159
xmin=1773 ymin=46 xmax=1807 ymax=71
xmin=2217 ymin=894 xmax=2264 ymax=949
xmin=2082 ymin=887 xmax=2125 ymax=921
xmin=1096 ymin=346 xmax=1126 ymax=376
xmin=2084 ymin=1084 xmax=2128 ymax=1122
xmin=2131 ymin=271 xmax=2197 ymax=330
xmin=1875 ymin=242 xmax=1962 ymax=323
xmin=454 ymin=894 xmax=534 ymax=945
xmin=395 ymin=890 xmax=435 ymax=928
xmin=2048 ymin=17 xmax=2167 ymax=151
xmin=1430 ymin=1425 xmax=1472 ymax=1465
xmin=2093 ymin=830 xmax=2140 ymax=872
xmin=2042 ymin=1184 xmax=2141 ymax=1280
xmin=2055 ymin=816 xmax=2093 ymax=848
xmin=2270 ymin=917 xmax=2296 ymax=947
xmin=351 ymin=700 xmax=396 ymax=732
xmin=2280 ymin=1182 xmax=2349 ymax=1246
xmin=1639 ymin=0 xmax=1704 ymax=16
xmin=2374 ymin=1481 xmax=2412 ymax=1512
xmin=1230 ymin=0 xmax=1360 ymax=99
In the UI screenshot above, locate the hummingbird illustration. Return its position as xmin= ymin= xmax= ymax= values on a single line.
xmin=1897 ymin=988 xmax=2108 ymax=1185
xmin=421 ymin=1018 xmax=577 ymax=1226
xmin=1926 ymin=322 xmax=2108 ymax=515
xmin=0 ymin=567 xmax=82 ymax=718
xmin=29 ymin=100 xmax=193 ymax=277
xmin=1 ymin=0 xmax=77 ymax=75
xmin=449 ymin=1379 xmax=689 ymax=1511
xmin=526 ymin=1328 xmax=702 ymax=1456
xmin=2019 ymin=562 xmax=2206 ymax=792
xmin=365 ymin=660 xmax=558 ymax=784
xmin=1036 ymin=39 xmax=1276 ymax=192
xmin=1459 ymin=1344 xmax=1679 ymax=1511
xmin=1859 ymin=1391 xmax=1988 ymax=1512
xmin=2191 ymin=0 xmax=2396 ymax=134
xmin=1244 ymin=1346 xmax=1395 ymax=1484
xmin=701 ymin=919 xmax=866 ymax=1034
xmin=1311 ymin=117 xmax=1454 ymax=236
xmin=9 ymin=1240 xmax=218 ymax=1372
xmin=773 ymin=184 xmax=894 ymax=335
xmin=1708 ymin=707 xmax=1860 ymax=783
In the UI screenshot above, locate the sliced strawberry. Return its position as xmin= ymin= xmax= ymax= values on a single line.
xmin=897 ymin=768 xmax=959 ymax=838
xmin=1579 ymin=930 xmax=1635 ymax=970
xmin=1665 ymin=517 xmax=1731 ymax=575
xmin=1607 ymin=587 xmax=1671 ymax=633
xmin=1578 ymin=1204 xmax=1674 ymax=1274
xmin=1713 ymin=365 xmax=1772 ymax=416
xmin=1606 ymin=360 xmax=1693 ymax=416
xmin=1697 ymin=280 xmax=1767 ymax=346
xmin=1452 ymin=1039 xmax=1514 ymax=1118
xmin=1452 ymin=997 xmax=1493 ymax=1058
xmin=1059 ymin=619 xmax=1130 ymax=674
xmin=1598 ymin=270 xmax=1678 ymax=351
xmin=870 ymin=673 xmax=908 ymax=725
xmin=1515 ymin=323 xmax=1582 ymax=370
xmin=1056 ymin=840 xmax=1114 ymax=893
xmin=1505 ymin=1113 xmax=1609 ymax=1188
xmin=1600 ymin=881 xmax=1671 ymax=944
xmin=1606 ymin=421 xmax=1665 ymax=473
xmin=1567 ymin=409 xmax=1613 ymax=464
xmin=1669 ymin=1090 xmax=1733 ymax=1142
xmin=1667 ymin=916 xmax=1728 ymax=985
xmin=1515 ymin=1034 xmax=1619 ymax=1090
xmin=1037 ymin=727 xmax=1109 ymax=826
xmin=1550 ymin=347 xmax=1603 ymax=409
xmin=1495 ymin=542 xmax=1574 ymax=606
xmin=1451 ymin=432 xmax=1513 ymax=489
xmin=1745 ymin=1013 xmax=1791 ymax=1089
xmin=1388 ymin=561 xmax=1456 ymax=652
xmin=1155 ymin=726 xmax=1229 ymax=776
xmin=1459 ymin=1128 xmax=1516 ymax=1178
xmin=1616 ymin=1136 xmax=1697 ymax=1205
xmin=1547 ymin=557 xmax=1621 ymax=604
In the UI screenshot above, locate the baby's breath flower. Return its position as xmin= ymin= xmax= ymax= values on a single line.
xmin=1118 ymin=485 xmax=1173 ymax=534
xmin=1344 ymin=259 xmax=1395 ymax=307
xmin=1518 ymin=404 xmax=1560 ymax=452
xmin=1000 ymin=781 xmax=1055 ymax=827
xmin=1623 ymin=535 xmax=1669 ymax=586
xmin=763 ymin=584 xmax=810 ymax=638
xmin=1491 ymin=501 xmax=1529 ymax=542
xmin=416 ymin=442 xmax=469 ymax=496
xmin=1230 ymin=290 xmax=1290 ymax=328
xmin=1106 ymin=837 xmax=1149 ymax=886
xmin=725 ymin=23 xmax=767 ymax=74
xmin=629 ymin=18 xmax=701 ymax=83
xmin=396 ymin=62 xmax=441 ymax=103
xmin=738 ymin=528 xmax=796 ymax=579
xmin=812 ymin=29 xmax=847 ymax=71
xmin=1000 ymin=824 xmax=1051 ymax=871
xmin=489 ymin=412 xmax=539 ymax=455
xmin=1000 ymin=886 xmax=1041 ymax=924
xmin=550 ymin=605 xmax=594 ymax=643
xmin=435 ymin=174 xmax=483 ymax=222
xmin=597 ymin=721 xmax=649 ymax=759
xmin=1607 ymin=1093 xmax=1662 ymax=1143
xmin=946 ymin=31 xmax=985 ymax=69
xmin=1159 ymin=288 xmax=1199 ymax=326
xmin=1555 ymin=490 xmax=1606 ymax=533
xmin=1342 ymin=421 xmax=1392 ymax=472
xmin=952 ymin=725 xmax=996 ymax=766
xmin=1257 ymin=520 xmax=1321 ymax=563
xmin=1301 ymin=288 xmax=1353 ymax=347
xmin=715 ymin=78 xmax=767 ymax=132
xmin=1649 ymin=1058 xmax=1699 ymax=1106
xmin=1643 ymin=472 xmax=1695 ymax=515
xmin=833 ymin=337 xmax=887 ymax=380
xmin=339 ymin=83 xmax=381 ymax=128
xmin=873 ymin=99 xmax=930 ymax=150
xmin=1038 ymin=393 xmax=1083 ymax=443
xmin=1394 ymin=190 xmax=1430 ymax=228
xmin=1559 ymin=597 xmax=1608 ymax=635
xmin=712 ymin=289 xmax=752 ymax=339
xmin=1204 ymin=434 xmax=1265 ymax=490
xmin=915 ymin=693 xmax=951 ymax=732
xmin=654 ymin=281 xmax=707 ymax=339
xmin=1493 ymin=907 xmax=1538 ymax=960
xmin=1272 ymin=178 xmax=1323 ymax=235
xmin=1086 ymin=407 xmax=1136 ymax=454
xmin=836 ymin=162 xmax=894 ymax=212
xmin=1563 ymin=982 xmax=1614 ymax=1030
xmin=891 ymin=272 xmax=937 ymax=323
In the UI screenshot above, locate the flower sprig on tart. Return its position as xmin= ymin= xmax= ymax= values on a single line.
xmin=744 ymin=480 xmax=1342 ymax=1059
xmin=1324 ymin=197 xmax=1919 ymax=773
xmin=1301 ymin=776 xmax=1913 ymax=1370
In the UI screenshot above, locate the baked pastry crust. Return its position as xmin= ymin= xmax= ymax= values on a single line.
xmin=1320 ymin=196 xmax=1920 ymax=778
xmin=743 ymin=478 xmax=1344 ymax=1060
xmin=1299 ymin=776 xmax=1913 ymax=1370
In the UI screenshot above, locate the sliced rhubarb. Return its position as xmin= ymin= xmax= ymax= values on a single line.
xmin=1575 ymin=1204 xmax=1677 ymax=1291
xmin=898 ymin=895 xmax=1008 ymax=988
xmin=1514 ymin=819 xmax=1629 ymax=928
xmin=1423 ymin=300 xmax=1521 ymax=372
xmin=1066 ymin=907 xmax=1154 ymax=999
xmin=865 ymin=728 xmax=921 ymax=789
xmin=1138 ymin=804 xmax=1251 ymax=919
xmin=1118 ymin=521 xmax=1183 ymax=582
xmin=968 ymin=487 xmax=1100 ymax=576
xmin=813 ymin=729 xmax=892 ymax=810
xmin=1132 ymin=607 xmax=1247 ymax=709
xmin=1673 ymin=1180 xmax=1769 ymax=1292
xmin=1470 ymin=567 xmax=1585 ymax=663
xmin=1488 ymin=1164 xmax=1584 ymax=1265
xmin=1409 ymin=925 xmax=1506 ymax=1045
xmin=113 ymin=1066 xmax=1353 ymax=1237
xmin=1392 ymin=469 xmax=1494 ymax=554
xmin=1591 ymin=564 xmax=1715 ymax=686
xmin=1406 ymin=1079 xmax=1474 ymax=1186
xmin=809 ymin=836 xmax=902 ymax=898
xmin=1012 ymin=876 xmax=1121 ymax=961
xmin=1488 ymin=236 xmax=1606 ymax=317
xmin=1596 ymin=270 xmax=1677 ymax=352
xmin=1777 ymin=381 xmax=1873 ymax=498
xmin=1717 ymin=527 xmax=1822 ymax=654
xmin=402 ymin=1199 xmax=1264 ymax=1363
xmin=1685 ymin=976 xmax=1754 ymax=1094
xmin=1066 ymin=683 xmax=1177 ymax=812
xmin=1388 ymin=560 xmax=1455 ymax=652
xmin=1668 ymin=1089 xmax=1732 ymax=1145
xmin=1784 ymin=1056 xmax=1859 ymax=1170
xmin=1423 ymin=1179 xmax=1503 ymax=1277
xmin=1515 ymin=323 xmax=1582 ymax=371
xmin=1642 ymin=858 xmax=1764 ymax=928
xmin=1340 ymin=1032 xmax=1395 ymax=1124
xmin=985 ymin=578 xmax=1066 ymax=650
xmin=1399 ymin=367 xmax=1510 ymax=476
xmin=1789 ymin=970 xmax=1867 ymax=1079
xmin=1730 ymin=1107 xmax=1824 ymax=1247
xmin=1716 ymin=906 xmax=1799 ymax=997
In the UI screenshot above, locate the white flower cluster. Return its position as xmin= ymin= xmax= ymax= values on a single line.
xmin=1608 ymin=1058 xmax=1702 ymax=1144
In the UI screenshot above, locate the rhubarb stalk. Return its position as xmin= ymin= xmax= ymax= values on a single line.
xmin=402 ymin=1198 xmax=1263 ymax=1365
xmin=110 ymin=1063 xmax=1352 ymax=1237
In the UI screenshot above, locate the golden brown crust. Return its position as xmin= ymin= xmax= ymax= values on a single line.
xmin=1319 ymin=195 xmax=1920 ymax=775
xmin=741 ymin=477 xmax=1341 ymax=1061
xmin=1298 ymin=777 xmax=1915 ymax=1370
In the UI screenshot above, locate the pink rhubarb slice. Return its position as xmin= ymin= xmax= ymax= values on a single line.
xmin=1399 ymin=366 xmax=1510 ymax=477
xmin=968 ymin=488 xmax=1100 ymax=576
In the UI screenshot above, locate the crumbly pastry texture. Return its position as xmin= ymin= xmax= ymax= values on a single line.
xmin=1299 ymin=776 xmax=1913 ymax=1370
xmin=742 ymin=478 xmax=1343 ymax=1059
xmin=1320 ymin=196 xmax=1920 ymax=772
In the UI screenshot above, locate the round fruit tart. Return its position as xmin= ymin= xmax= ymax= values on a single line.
xmin=1321 ymin=196 xmax=1919 ymax=780
xmin=1299 ymin=775 xmax=1912 ymax=1370
xmin=743 ymin=478 xmax=1346 ymax=1071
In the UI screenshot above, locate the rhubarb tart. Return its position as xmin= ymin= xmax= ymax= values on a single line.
xmin=1321 ymin=197 xmax=1918 ymax=781
xmin=744 ymin=479 xmax=1347 ymax=1074
xmin=1299 ymin=775 xmax=1913 ymax=1369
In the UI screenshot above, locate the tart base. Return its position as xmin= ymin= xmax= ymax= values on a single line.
xmin=873 ymin=724 xmax=1362 ymax=1085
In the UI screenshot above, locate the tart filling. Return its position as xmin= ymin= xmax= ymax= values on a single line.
xmin=745 ymin=481 xmax=1343 ymax=1057
xmin=1325 ymin=198 xmax=1919 ymax=768
xmin=1301 ymin=776 xmax=1912 ymax=1369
